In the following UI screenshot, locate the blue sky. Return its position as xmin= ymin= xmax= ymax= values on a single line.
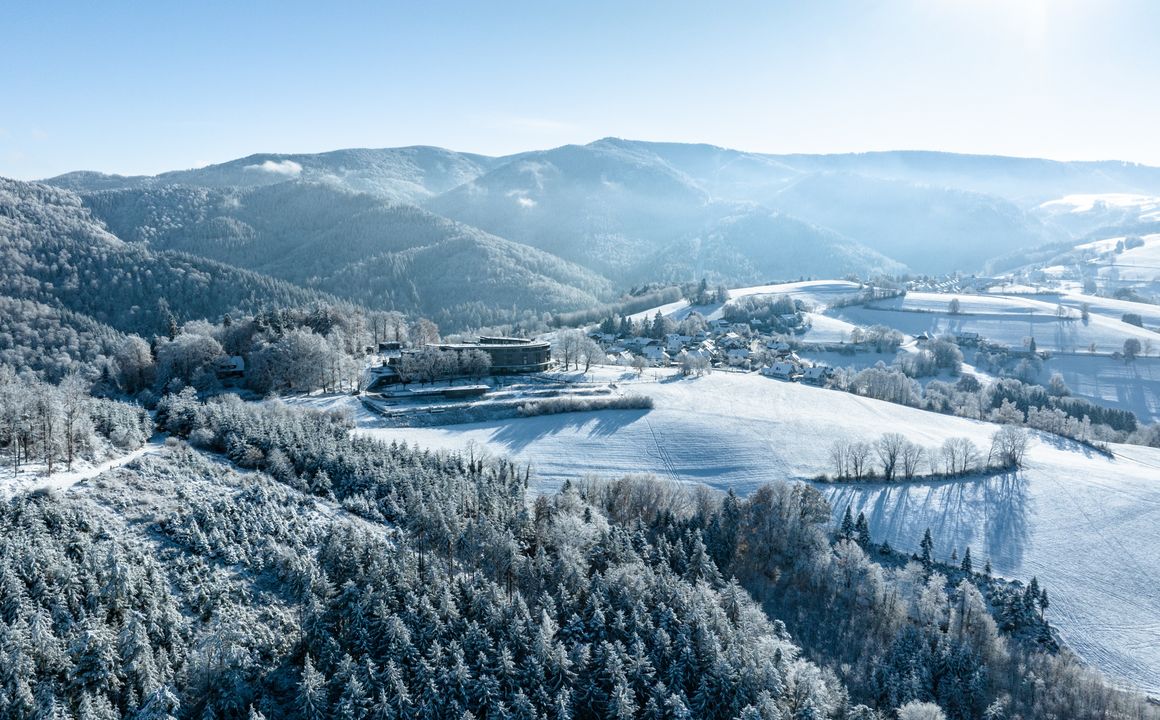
xmin=3 ymin=0 xmax=1159 ymax=178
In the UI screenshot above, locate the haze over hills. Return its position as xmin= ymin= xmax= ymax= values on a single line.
xmin=30 ymin=138 xmax=1160 ymax=332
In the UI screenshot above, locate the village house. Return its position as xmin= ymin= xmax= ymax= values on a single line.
xmin=762 ymin=360 xmax=801 ymax=380
xmin=214 ymin=355 xmax=245 ymax=379
xmin=803 ymin=365 xmax=833 ymax=384
xmin=642 ymin=346 xmax=671 ymax=365
xmin=725 ymin=347 xmax=751 ymax=365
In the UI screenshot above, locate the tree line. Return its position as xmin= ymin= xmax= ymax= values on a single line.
xmin=825 ymin=428 xmax=1028 ymax=483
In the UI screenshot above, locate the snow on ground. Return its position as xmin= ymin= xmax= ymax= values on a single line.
xmin=722 ymin=279 xmax=864 ymax=309
xmin=627 ymin=280 xmax=865 ymax=324
xmin=1075 ymin=235 xmax=1130 ymax=254
xmin=356 ymin=366 xmax=1160 ymax=694
xmin=837 ymin=292 xmax=1158 ymax=354
xmin=1039 ymin=193 xmax=1160 ymax=220
xmin=1036 ymin=354 xmax=1160 ymax=422
xmin=825 ymin=441 xmax=1160 ymax=694
xmin=1095 ymin=234 xmax=1160 ymax=282
xmin=799 ymin=312 xmax=859 ymax=343
xmin=276 ymin=391 xmax=382 ymax=424
xmin=625 ymin=297 xmax=695 ymax=324
xmin=0 ymin=434 xmax=167 ymax=499
xmin=1058 ymin=291 xmax=1160 ymax=328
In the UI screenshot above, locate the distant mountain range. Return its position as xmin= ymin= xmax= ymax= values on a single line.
xmin=24 ymin=139 xmax=1160 ymax=330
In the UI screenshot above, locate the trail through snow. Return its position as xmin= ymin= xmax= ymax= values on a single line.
xmin=0 ymin=434 xmax=167 ymax=499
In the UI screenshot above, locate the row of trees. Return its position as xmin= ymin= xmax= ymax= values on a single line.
xmin=396 ymin=347 xmax=491 ymax=384
xmin=586 ymin=475 xmax=1150 ymax=720
xmin=831 ymin=360 xmax=1155 ymax=448
xmin=552 ymin=330 xmax=604 ymax=372
xmin=827 ymin=428 xmax=1029 ymax=482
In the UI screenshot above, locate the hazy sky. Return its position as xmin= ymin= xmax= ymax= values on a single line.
xmin=3 ymin=0 xmax=1159 ymax=179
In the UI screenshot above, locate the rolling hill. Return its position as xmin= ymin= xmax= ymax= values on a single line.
xmin=78 ymin=182 xmax=614 ymax=328
xmin=0 ymin=177 xmax=341 ymax=337
xmin=47 ymin=145 xmax=499 ymax=204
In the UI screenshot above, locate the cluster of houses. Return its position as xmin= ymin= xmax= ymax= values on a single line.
xmin=590 ymin=316 xmax=834 ymax=384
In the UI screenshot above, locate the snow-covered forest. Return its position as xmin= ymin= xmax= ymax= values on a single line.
xmin=1 ymin=390 xmax=1153 ymax=719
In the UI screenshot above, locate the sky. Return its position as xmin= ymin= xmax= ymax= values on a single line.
xmin=3 ymin=0 xmax=1159 ymax=179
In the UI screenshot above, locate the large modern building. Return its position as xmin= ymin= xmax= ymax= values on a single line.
xmin=433 ymin=336 xmax=552 ymax=374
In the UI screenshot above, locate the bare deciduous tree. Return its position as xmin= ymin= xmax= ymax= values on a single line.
xmin=877 ymin=433 xmax=906 ymax=481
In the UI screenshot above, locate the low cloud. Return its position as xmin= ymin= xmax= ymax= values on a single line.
xmin=517 ymin=196 xmax=537 ymax=208
xmin=244 ymin=159 xmax=303 ymax=176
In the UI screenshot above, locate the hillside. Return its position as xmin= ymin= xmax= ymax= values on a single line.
xmin=426 ymin=140 xmax=716 ymax=278
xmin=768 ymin=172 xmax=1061 ymax=273
xmin=48 ymin=145 xmax=499 ymax=204
xmin=427 ymin=140 xmax=904 ymax=282
xmin=311 ymin=232 xmax=614 ymax=329
xmin=79 ymin=182 xmax=613 ymax=328
xmin=0 ymin=295 xmax=128 ymax=380
xmin=43 ymin=140 xmax=1160 ymax=289
xmin=352 ymin=365 xmax=1160 ymax=695
xmin=640 ymin=208 xmax=905 ymax=283
xmin=0 ymin=177 xmax=340 ymax=336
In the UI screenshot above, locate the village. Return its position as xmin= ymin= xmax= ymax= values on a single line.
xmin=590 ymin=312 xmax=837 ymax=382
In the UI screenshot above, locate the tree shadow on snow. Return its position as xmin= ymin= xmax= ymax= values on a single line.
xmin=825 ymin=471 xmax=1031 ymax=572
xmin=488 ymin=409 xmax=650 ymax=452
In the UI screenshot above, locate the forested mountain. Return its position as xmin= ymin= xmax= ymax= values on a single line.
xmin=79 ymin=182 xmax=613 ymax=326
xmin=0 ymin=296 xmax=128 ymax=381
xmin=426 ymin=139 xmax=897 ymax=282
xmin=312 ymin=233 xmax=613 ymax=330
xmin=765 ymin=173 xmax=1058 ymax=273
xmin=0 ymin=178 xmax=338 ymax=338
xmin=41 ymin=140 xmax=1160 ymax=296
xmin=0 ymin=390 xmax=1148 ymax=720
xmin=48 ymin=146 xmax=499 ymax=204
xmin=753 ymin=149 xmax=1160 ymax=205
xmin=642 ymin=209 xmax=904 ymax=284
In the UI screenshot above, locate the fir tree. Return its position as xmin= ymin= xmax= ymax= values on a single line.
xmin=919 ymin=528 xmax=934 ymax=568
xmin=839 ymin=506 xmax=855 ymax=541
xmin=854 ymin=511 xmax=872 ymax=547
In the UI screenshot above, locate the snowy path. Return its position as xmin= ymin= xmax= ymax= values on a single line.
xmin=0 ymin=434 xmax=167 ymax=499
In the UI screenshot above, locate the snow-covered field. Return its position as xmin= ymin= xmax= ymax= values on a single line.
xmin=1088 ymin=234 xmax=1160 ymax=283
xmin=1035 ymin=354 xmax=1160 ymax=422
xmin=1058 ymin=291 xmax=1160 ymax=329
xmin=721 ymin=279 xmax=865 ymax=310
xmin=838 ymin=291 xmax=1157 ymax=354
xmin=1039 ymin=194 xmax=1160 ymax=221
xmin=351 ymin=367 xmax=1160 ymax=694
xmin=627 ymin=280 xmax=865 ymax=325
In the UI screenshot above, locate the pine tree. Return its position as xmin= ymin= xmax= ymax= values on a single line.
xmin=839 ymin=507 xmax=855 ymax=541
xmin=854 ymin=512 xmax=871 ymax=547
xmin=919 ymin=528 xmax=934 ymax=568
xmin=298 ymin=655 xmax=328 ymax=720
xmin=960 ymin=547 xmax=973 ymax=575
